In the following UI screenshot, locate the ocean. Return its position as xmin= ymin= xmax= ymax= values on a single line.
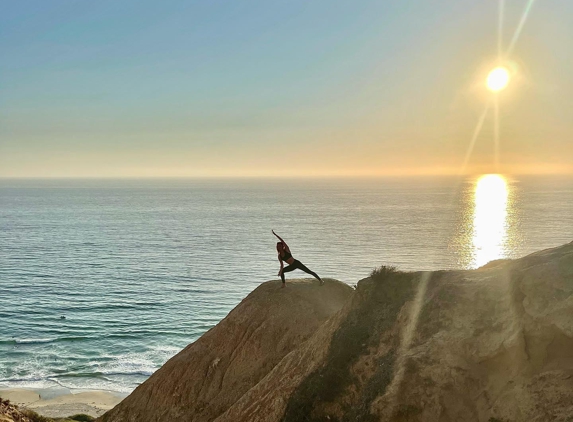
xmin=1 ymin=176 xmax=572 ymax=394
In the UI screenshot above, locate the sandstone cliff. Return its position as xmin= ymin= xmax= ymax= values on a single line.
xmin=100 ymin=278 xmax=353 ymax=422
xmin=101 ymin=242 xmax=573 ymax=422
xmin=0 ymin=399 xmax=32 ymax=422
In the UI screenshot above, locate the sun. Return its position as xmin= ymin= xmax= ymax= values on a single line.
xmin=486 ymin=66 xmax=510 ymax=92
xmin=475 ymin=174 xmax=507 ymax=203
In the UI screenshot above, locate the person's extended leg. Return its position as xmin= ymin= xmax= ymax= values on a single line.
xmin=281 ymin=263 xmax=298 ymax=285
xmin=295 ymin=260 xmax=323 ymax=284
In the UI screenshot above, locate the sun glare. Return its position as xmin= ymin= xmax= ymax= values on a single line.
xmin=486 ymin=66 xmax=510 ymax=92
xmin=472 ymin=174 xmax=509 ymax=268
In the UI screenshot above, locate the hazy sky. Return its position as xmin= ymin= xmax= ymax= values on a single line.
xmin=1 ymin=0 xmax=572 ymax=177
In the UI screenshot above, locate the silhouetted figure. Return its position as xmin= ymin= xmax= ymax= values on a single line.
xmin=273 ymin=230 xmax=323 ymax=288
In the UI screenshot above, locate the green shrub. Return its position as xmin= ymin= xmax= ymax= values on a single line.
xmin=67 ymin=414 xmax=95 ymax=421
xmin=282 ymin=266 xmax=416 ymax=422
xmin=21 ymin=409 xmax=54 ymax=422
xmin=370 ymin=265 xmax=398 ymax=279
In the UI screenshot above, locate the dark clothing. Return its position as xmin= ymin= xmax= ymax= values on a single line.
xmin=280 ymin=250 xmax=293 ymax=262
xmin=280 ymin=259 xmax=321 ymax=283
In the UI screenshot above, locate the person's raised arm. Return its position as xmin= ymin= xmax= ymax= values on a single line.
xmin=272 ymin=230 xmax=288 ymax=248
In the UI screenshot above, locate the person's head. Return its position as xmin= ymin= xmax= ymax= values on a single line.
xmin=276 ymin=242 xmax=284 ymax=253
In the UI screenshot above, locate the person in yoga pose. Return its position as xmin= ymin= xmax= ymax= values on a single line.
xmin=273 ymin=230 xmax=323 ymax=287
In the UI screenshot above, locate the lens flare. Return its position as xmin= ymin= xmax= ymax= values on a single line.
xmin=487 ymin=67 xmax=510 ymax=91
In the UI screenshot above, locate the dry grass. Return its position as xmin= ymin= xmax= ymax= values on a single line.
xmin=282 ymin=266 xmax=416 ymax=422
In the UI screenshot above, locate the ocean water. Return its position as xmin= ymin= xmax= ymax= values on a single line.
xmin=1 ymin=176 xmax=572 ymax=393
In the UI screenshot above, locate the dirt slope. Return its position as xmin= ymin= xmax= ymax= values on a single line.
xmin=0 ymin=399 xmax=32 ymax=422
xmin=99 ymin=278 xmax=353 ymax=422
xmin=217 ymin=242 xmax=573 ymax=422
xmin=101 ymin=241 xmax=573 ymax=422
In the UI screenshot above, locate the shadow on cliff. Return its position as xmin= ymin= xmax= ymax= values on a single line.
xmin=283 ymin=266 xmax=416 ymax=422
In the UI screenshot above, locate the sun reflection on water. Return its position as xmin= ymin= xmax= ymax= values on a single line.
xmin=471 ymin=174 xmax=509 ymax=268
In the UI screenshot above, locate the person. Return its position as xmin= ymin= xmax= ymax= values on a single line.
xmin=273 ymin=230 xmax=323 ymax=287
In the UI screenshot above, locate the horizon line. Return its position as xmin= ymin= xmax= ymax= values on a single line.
xmin=1 ymin=172 xmax=571 ymax=180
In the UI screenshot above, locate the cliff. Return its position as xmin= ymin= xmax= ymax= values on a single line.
xmin=0 ymin=399 xmax=32 ymax=422
xmin=101 ymin=242 xmax=573 ymax=422
xmin=100 ymin=278 xmax=353 ymax=422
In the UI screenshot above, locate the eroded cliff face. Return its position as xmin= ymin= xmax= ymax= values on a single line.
xmin=218 ymin=242 xmax=573 ymax=422
xmin=0 ymin=399 xmax=33 ymax=422
xmin=99 ymin=278 xmax=353 ymax=422
xmin=101 ymin=242 xmax=573 ymax=422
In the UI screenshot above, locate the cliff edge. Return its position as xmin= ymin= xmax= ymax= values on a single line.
xmin=100 ymin=278 xmax=353 ymax=422
xmin=101 ymin=242 xmax=573 ymax=422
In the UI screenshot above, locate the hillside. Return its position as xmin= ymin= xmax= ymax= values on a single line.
xmin=100 ymin=242 xmax=573 ymax=422
xmin=0 ymin=399 xmax=32 ymax=422
xmin=100 ymin=278 xmax=353 ymax=422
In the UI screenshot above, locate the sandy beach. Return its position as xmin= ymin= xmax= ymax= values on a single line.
xmin=0 ymin=388 xmax=125 ymax=418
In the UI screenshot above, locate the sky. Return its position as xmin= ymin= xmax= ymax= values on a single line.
xmin=1 ymin=0 xmax=572 ymax=177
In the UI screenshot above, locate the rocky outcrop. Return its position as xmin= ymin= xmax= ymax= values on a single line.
xmin=101 ymin=242 xmax=573 ymax=422
xmin=0 ymin=399 xmax=32 ymax=422
xmin=218 ymin=242 xmax=573 ymax=422
xmin=100 ymin=278 xmax=353 ymax=422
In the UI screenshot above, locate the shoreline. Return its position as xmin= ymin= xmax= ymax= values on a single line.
xmin=0 ymin=388 xmax=126 ymax=418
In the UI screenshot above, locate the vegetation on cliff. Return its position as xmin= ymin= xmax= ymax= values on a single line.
xmin=283 ymin=266 xmax=415 ymax=422
xmin=0 ymin=398 xmax=94 ymax=422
